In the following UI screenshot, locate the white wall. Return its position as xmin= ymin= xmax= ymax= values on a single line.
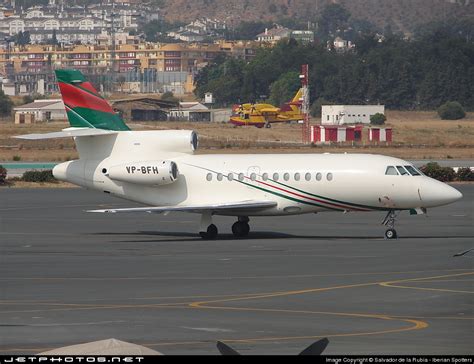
xmin=322 ymin=105 xmax=384 ymax=125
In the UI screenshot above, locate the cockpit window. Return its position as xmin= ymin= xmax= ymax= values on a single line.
xmin=385 ymin=166 xmax=398 ymax=175
xmin=404 ymin=165 xmax=421 ymax=176
xmin=396 ymin=166 xmax=409 ymax=175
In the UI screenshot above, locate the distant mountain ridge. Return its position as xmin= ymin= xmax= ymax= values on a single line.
xmin=159 ymin=0 xmax=473 ymax=34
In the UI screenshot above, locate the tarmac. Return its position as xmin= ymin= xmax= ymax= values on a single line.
xmin=0 ymin=186 xmax=472 ymax=355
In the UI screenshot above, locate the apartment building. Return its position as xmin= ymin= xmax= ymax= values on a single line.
xmin=0 ymin=41 xmax=260 ymax=95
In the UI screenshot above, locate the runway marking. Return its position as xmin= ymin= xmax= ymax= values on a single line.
xmin=0 ymin=268 xmax=468 ymax=281
xmin=1 ymin=271 xmax=472 ymax=352
xmin=379 ymin=272 xmax=474 ymax=294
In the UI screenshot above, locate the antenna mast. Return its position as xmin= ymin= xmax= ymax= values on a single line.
xmin=300 ymin=64 xmax=310 ymax=144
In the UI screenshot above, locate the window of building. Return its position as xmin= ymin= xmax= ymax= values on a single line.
xmin=294 ymin=173 xmax=300 ymax=181
xmin=206 ymin=173 xmax=212 ymax=181
xmin=262 ymin=173 xmax=268 ymax=181
xmin=273 ymin=173 xmax=279 ymax=181
xmin=396 ymin=166 xmax=409 ymax=176
xmin=385 ymin=166 xmax=398 ymax=175
xmin=316 ymin=172 xmax=322 ymax=181
xmin=305 ymin=172 xmax=311 ymax=181
xmin=327 ymin=173 xmax=333 ymax=181
xmin=283 ymin=173 xmax=290 ymax=181
xmin=217 ymin=173 xmax=223 ymax=181
xmin=238 ymin=173 xmax=244 ymax=181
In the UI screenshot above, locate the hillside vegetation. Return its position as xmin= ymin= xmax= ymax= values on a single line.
xmin=159 ymin=0 xmax=473 ymax=34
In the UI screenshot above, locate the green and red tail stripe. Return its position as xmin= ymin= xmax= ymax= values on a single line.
xmin=55 ymin=69 xmax=130 ymax=131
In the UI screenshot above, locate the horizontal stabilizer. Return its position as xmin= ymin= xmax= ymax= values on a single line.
xmin=88 ymin=200 xmax=277 ymax=214
xmin=14 ymin=128 xmax=119 ymax=140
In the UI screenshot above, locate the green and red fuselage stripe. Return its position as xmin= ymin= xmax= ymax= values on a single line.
xmin=186 ymin=163 xmax=384 ymax=212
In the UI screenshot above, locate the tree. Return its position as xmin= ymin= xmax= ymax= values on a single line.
xmin=268 ymin=71 xmax=300 ymax=106
xmin=51 ymin=29 xmax=58 ymax=46
xmin=0 ymin=165 xmax=7 ymax=185
xmin=318 ymin=3 xmax=351 ymax=38
xmin=161 ymin=91 xmax=179 ymax=104
xmin=0 ymin=90 xmax=13 ymax=116
xmin=370 ymin=113 xmax=387 ymax=125
xmin=437 ymin=101 xmax=466 ymax=120
xmin=15 ymin=31 xmax=31 ymax=46
xmin=22 ymin=95 xmax=34 ymax=105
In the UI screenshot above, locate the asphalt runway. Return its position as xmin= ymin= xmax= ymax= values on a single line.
xmin=0 ymin=186 xmax=472 ymax=355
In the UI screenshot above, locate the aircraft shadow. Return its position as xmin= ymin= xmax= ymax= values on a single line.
xmin=91 ymin=231 xmax=474 ymax=243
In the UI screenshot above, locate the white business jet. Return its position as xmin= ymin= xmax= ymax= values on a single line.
xmin=16 ymin=70 xmax=462 ymax=240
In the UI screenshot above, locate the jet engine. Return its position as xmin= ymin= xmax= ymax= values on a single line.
xmin=106 ymin=160 xmax=178 ymax=186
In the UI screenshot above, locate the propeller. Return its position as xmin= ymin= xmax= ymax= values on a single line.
xmin=216 ymin=338 xmax=329 ymax=355
xmin=216 ymin=341 xmax=241 ymax=355
xmin=298 ymin=338 xmax=330 ymax=355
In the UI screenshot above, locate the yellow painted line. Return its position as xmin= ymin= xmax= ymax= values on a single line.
xmin=379 ymin=272 xmax=474 ymax=294
xmin=189 ymin=282 xmax=376 ymax=307
xmin=379 ymin=283 xmax=474 ymax=294
xmin=0 ymin=268 xmax=469 ymax=281
xmin=0 ymin=303 xmax=188 ymax=314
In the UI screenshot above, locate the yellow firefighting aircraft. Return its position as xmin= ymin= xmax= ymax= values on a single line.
xmin=230 ymin=88 xmax=304 ymax=128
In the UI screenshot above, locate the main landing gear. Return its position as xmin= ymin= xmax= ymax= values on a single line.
xmin=199 ymin=212 xmax=218 ymax=240
xmin=199 ymin=214 xmax=250 ymax=240
xmin=382 ymin=210 xmax=399 ymax=239
xmin=232 ymin=216 xmax=250 ymax=238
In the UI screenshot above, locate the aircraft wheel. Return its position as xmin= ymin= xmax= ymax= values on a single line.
xmin=385 ymin=229 xmax=397 ymax=240
xmin=200 ymin=224 xmax=218 ymax=240
xmin=265 ymin=123 xmax=272 ymax=128
xmin=232 ymin=221 xmax=250 ymax=238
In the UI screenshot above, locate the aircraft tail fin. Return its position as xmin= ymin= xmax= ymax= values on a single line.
xmin=290 ymin=88 xmax=303 ymax=105
xmin=55 ymin=69 xmax=130 ymax=131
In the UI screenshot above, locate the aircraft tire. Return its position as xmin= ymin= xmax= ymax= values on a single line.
xmin=232 ymin=221 xmax=250 ymax=237
xmin=200 ymin=224 xmax=218 ymax=240
xmin=385 ymin=229 xmax=397 ymax=240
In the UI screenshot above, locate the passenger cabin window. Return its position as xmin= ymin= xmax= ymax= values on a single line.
xmin=250 ymin=173 xmax=256 ymax=181
xmin=327 ymin=173 xmax=333 ymax=181
xmin=316 ymin=172 xmax=322 ymax=181
xmin=262 ymin=173 xmax=268 ymax=181
xmin=283 ymin=173 xmax=290 ymax=181
xmin=227 ymin=173 xmax=234 ymax=181
xmin=305 ymin=172 xmax=311 ymax=181
xmin=206 ymin=173 xmax=212 ymax=181
xmin=273 ymin=173 xmax=279 ymax=181
xmin=396 ymin=166 xmax=409 ymax=176
xmin=404 ymin=165 xmax=421 ymax=176
xmin=238 ymin=173 xmax=244 ymax=181
xmin=294 ymin=173 xmax=300 ymax=181
xmin=217 ymin=173 xmax=223 ymax=181
xmin=385 ymin=166 xmax=398 ymax=175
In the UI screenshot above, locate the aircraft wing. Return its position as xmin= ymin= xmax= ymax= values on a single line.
xmin=88 ymin=200 xmax=277 ymax=214
xmin=14 ymin=128 xmax=118 ymax=140
xmin=259 ymin=107 xmax=280 ymax=114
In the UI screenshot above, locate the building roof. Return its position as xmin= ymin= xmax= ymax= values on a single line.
xmin=257 ymin=26 xmax=291 ymax=38
xmin=14 ymin=99 xmax=63 ymax=110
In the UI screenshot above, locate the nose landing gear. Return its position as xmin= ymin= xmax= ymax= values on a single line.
xmin=382 ymin=210 xmax=399 ymax=239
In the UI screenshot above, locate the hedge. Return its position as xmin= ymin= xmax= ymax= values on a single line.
xmin=22 ymin=170 xmax=57 ymax=183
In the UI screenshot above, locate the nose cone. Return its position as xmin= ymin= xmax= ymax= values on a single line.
xmin=420 ymin=178 xmax=463 ymax=207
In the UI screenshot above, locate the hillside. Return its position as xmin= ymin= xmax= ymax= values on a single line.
xmin=159 ymin=0 xmax=473 ymax=34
